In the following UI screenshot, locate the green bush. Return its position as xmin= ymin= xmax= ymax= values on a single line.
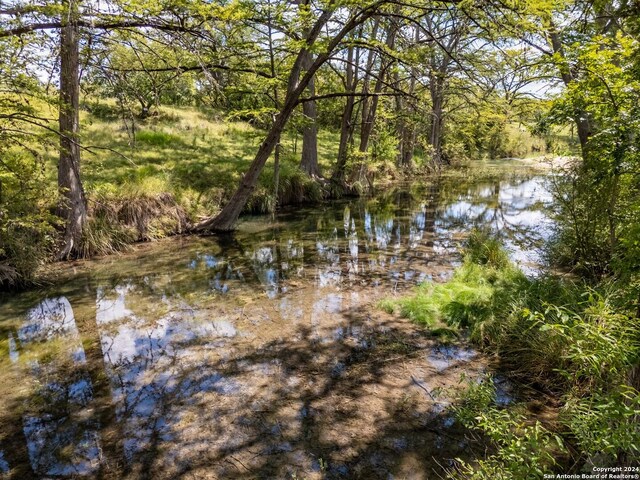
xmin=0 ymin=150 xmax=57 ymax=287
xmin=385 ymin=230 xmax=523 ymax=331
xmin=452 ymin=380 xmax=566 ymax=479
xmin=384 ymin=233 xmax=640 ymax=473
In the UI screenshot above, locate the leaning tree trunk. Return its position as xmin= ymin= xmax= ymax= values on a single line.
xmin=192 ymin=7 xmax=376 ymax=232
xmin=300 ymin=50 xmax=321 ymax=177
xmin=58 ymin=0 xmax=87 ymax=260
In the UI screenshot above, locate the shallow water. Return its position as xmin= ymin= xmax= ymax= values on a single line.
xmin=0 ymin=170 xmax=552 ymax=479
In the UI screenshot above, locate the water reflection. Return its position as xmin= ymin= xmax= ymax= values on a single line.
xmin=437 ymin=176 xmax=553 ymax=271
xmin=0 ymin=172 xmax=553 ymax=478
xmin=18 ymin=298 xmax=101 ymax=477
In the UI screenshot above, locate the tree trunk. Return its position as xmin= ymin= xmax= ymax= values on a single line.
xmin=358 ymin=18 xmax=380 ymax=154
xmin=267 ymin=11 xmax=281 ymax=213
xmin=300 ymin=50 xmax=320 ymax=177
xmin=396 ymin=27 xmax=419 ymax=170
xmin=359 ymin=73 xmax=383 ymax=154
xmin=428 ymin=69 xmax=445 ymax=166
xmin=359 ymin=19 xmax=396 ymax=154
xmin=333 ymin=45 xmax=356 ymax=183
xmin=193 ymin=108 xmax=293 ymax=232
xmin=398 ymin=116 xmax=417 ymax=169
xmin=58 ymin=0 xmax=87 ymax=260
xmin=548 ymin=28 xmax=592 ymax=153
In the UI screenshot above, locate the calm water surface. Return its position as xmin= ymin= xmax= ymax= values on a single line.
xmin=0 ymin=170 xmax=553 ymax=479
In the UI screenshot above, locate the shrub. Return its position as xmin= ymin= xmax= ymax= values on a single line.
xmin=384 ymin=233 xmax=640 ymax=472
xmin=451 ymin=380 xmax=566 ymax=480
xmin=0 ymin=149 xmax=57 ymax=288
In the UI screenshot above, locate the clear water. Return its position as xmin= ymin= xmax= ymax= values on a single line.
xmin=0 ymin=171 xmax=553 ymax=478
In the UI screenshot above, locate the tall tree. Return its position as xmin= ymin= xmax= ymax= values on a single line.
xmin=300 ymin=48 xmax=321 ymax=177
xmin=395 ymin=24 xmax=419 ymax=169
xmin=332 ymin=41 xmax=358 ymax=184
xmin=359 ymin=17 xmax=396 ymax=155
xmin=423 ymin=8 xmax=466 ymax=166
xmin=57 ymin=0 xmax=87 ymax=259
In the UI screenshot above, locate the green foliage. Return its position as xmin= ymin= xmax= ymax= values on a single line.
xmin=537 ymin=297 xmax=639 ymax=388
xmin=0 ymin=126 xmax=57 ymax=285
xmin=464 ymin=229 xmax=510 ymax=269
xmin=452 ymin=380 xmax=566 ymax=479
xmin=443 ymin=97 xmax=562 ymax=162
xmin=386 ymin=233 xmax=640 ymax=472
xmin=547 ymin=32 xmax=640 ymax=280
xmin=562 ymin=386 xmax=640 ymax=463
xmin=387 ymin=230 xmax=523 ymax=329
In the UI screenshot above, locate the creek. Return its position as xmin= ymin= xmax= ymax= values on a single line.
xmin=0 ymin=166 xmax=554 ymax=479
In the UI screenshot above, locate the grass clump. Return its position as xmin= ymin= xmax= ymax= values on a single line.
xmin=246 ymin=162 xmax=328 ymax=214
xmin=383 ymin=230 xmax=524 ymax=331
xmin=135 ymin=130 xmax=183 ymax=147
xmin=393 ymin=269 xmax=496 ymax=328
xmin=78 ymin=214 xmax=136 ymax=258
xmin=77 ymin=182 xmax=191 ymax=258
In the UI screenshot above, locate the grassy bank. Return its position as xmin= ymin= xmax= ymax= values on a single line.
xmin=381 ymin=231 xmax=640 ymax=475
xmin=55 ymin=104 xmax=563 ymax=255
xmin=1 ymin=98 xmax=567 ymax=287
xmin=80 ymin=103 xmax=340 ymax=217
xmin=15 ymin=103 xmax=343 ymax=261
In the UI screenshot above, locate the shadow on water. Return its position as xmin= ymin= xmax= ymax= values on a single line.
xmin=0 ymin=171 xmax=551 ymax=478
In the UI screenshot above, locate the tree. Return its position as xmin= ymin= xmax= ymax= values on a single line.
xmin=193 ymin=2 xmax=387 ymax=232
xmin=0 ymin=0 xmax=215 ymax=256
xmin=299 ymin=47 xmax=321 ymax=177
xmin=57 ymin=0 xmax=87 ymax=259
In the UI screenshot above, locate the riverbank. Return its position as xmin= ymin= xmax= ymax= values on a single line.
xmin=2 ymin=99 xmax=571 ymax=288
xmin=382 ymin=231 xmax=640 ymax=475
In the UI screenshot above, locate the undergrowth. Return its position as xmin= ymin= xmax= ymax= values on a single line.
xmin=381 ymin=229 xmax=640 ymax=474
xmin=451 ymin=379 xmax=567 ymax=479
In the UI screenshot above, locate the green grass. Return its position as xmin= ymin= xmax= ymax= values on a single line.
xmin=0 ymin=100 xmax=342 ymax=278
xmin=380 ymin=230 xmax=524 ymax=331
xmin=80 ymin=104 xmax=338 ymax=192
xmin=0 ymin=99 xmax=340 ymax=283
xmin=63 ymin=103 xmax=340 ymax=221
